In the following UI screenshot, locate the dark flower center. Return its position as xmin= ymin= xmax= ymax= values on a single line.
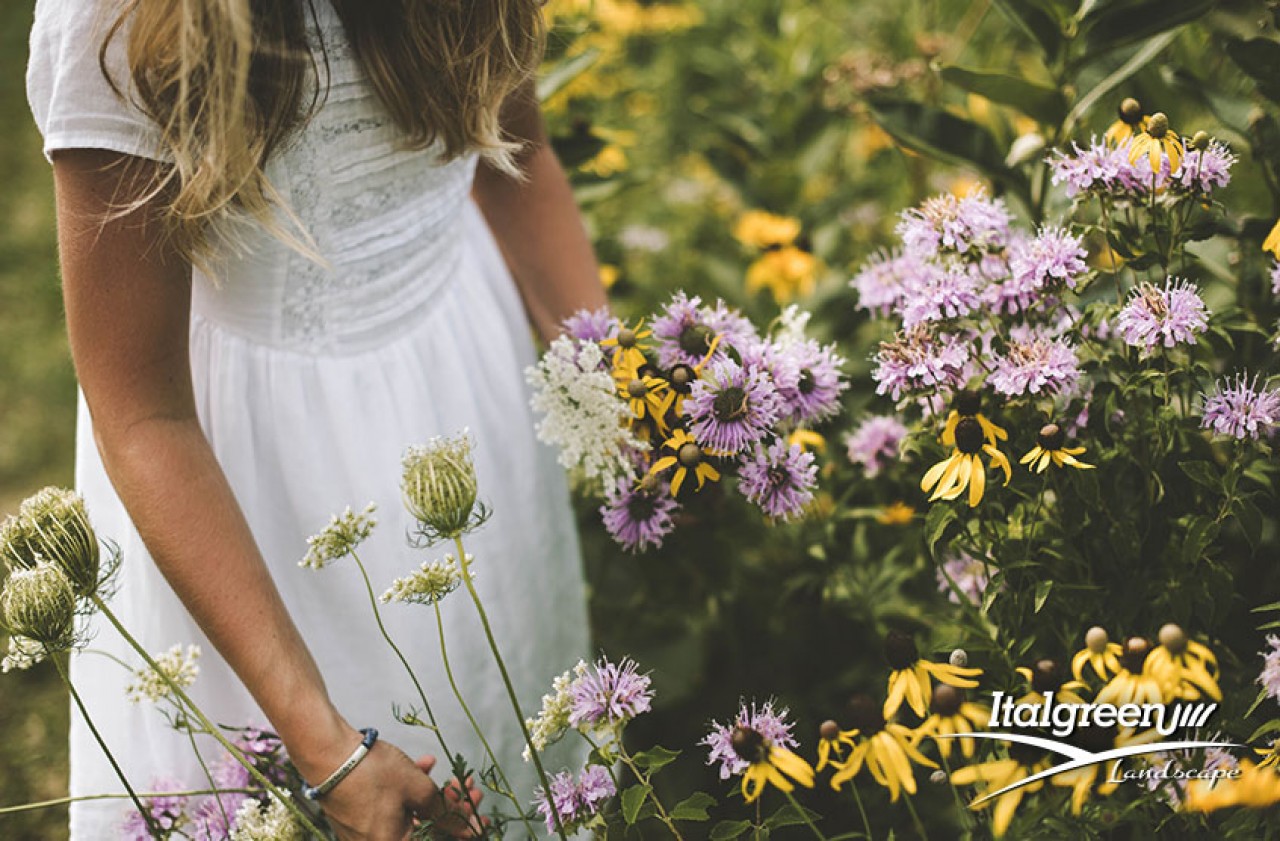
xmin=884 ymin=630 xmax=919 ymax=670
xmin=713 ymin=387 xmax=749 ymax=422
xmin=954 ymin=417 xmax=985 ymax=454
xmin=1030 ymin=659 xmax=1063 ymax=693
xmin=1036 ymin=423 xmax=1064 ymax=451
xmin=1118 ymin=97 xmax=1143 ymax=125
xmin=819 ymin=720 xmax=840 ymax=741
xmin=847 ymin=694 xmax=886 ymax=735
xmin=627 ymin=493 xmax=658 ymax=522
xmin=1121 ymin=637 xmax=1152 ymax=673
xmin=953 ymin=389 xmax=981 ymax=416
xmin=617 ymin=328 xmax=637 ymax=349
xmin=627 ymin=379 xmax=649 ymax=399
xmin=679 ymin=324 xmax=715 ymax=357
xmin=767 ymin=466 xmax=791 ymax=488
xmin=931 ymin=684 xmax=963 ymax=717
xmin=1146 ymin=112 xmax=1170 ymax=139
xmin=798 ymin=369 xmax=816 ymax=395
xmin=1008 ymin=741 xmax=1047 ymax=767
xmin=1071 ymin=723 xmax=1117 ymax=754
xmin=677 ymin=442 xmax=703 ymax=468
xmin=730 ymin=726 xmax=768 ymax=763
xmin=669 ymin=364 xmax=696 ymax=392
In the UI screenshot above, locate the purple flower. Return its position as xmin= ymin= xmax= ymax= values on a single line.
xmin=850 ymin=249 xmax=928 ymax=317
xmin=989 ymin=328 xmax=1081 ymax=397
xmin=577 ymin=765 xmax=616 ymax=812
xmin=533 ymin=765 xmax=615 ymax=834
xmin=1260 ymin=635 xmax=1280 ymax=705
xmin=1271 ymin=261 xmax=1280 ymax=298
xmin=774 ymin=340 xmax=847 ymax=424
xmin=568 ymin=657 xmax=654 ymax=729
xmin=1047 ymin=139 xmax=1151 ymax=197
xmin=897 ymin=190 xmax=1011 ymax=258
xmin=702 ymin=700 xmax=798 ymax=780
xmin=1115 ymin=278 xmax=1209 ymax=354
xmin=686 ymin=359 xmax=782 ymax=454
xmin=899 ymin=263 xmax=983 ymax=327
xmin=1200 ymin=373 xmax=1280 ymax=440
xmin=121 ymin=780 xmax=189 ymax=840
xmin=599 ymin=477 xmax=679 ymax=553
xmin=562 ymin=306 xmax=618 ymax=345
xmin=652 ymin=292 xmax=755 ymax=369
xmin=872 ymin=326 xmax=971 ymax=401
xmin=936 ymin=552 xmax=991 ymax=606
xmin=1008 ymin=226 xmax=1088 ymax=295
xmin=738 ymin=441 xmax=817 ymax=521
xmin=844 ymin=415 xmax=908 ymax=477
xmin=1175 ymin=141 xmax=1236 ymax=193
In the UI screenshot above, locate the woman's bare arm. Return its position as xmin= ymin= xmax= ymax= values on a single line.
xmin=471 ymin=82 xmax=608 ymax=342
xmin=53 ymin=148 xmax=458 ymax=841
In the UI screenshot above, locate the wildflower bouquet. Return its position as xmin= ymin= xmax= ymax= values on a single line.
xmin=527 ymin=296 xmax=847 ymax=551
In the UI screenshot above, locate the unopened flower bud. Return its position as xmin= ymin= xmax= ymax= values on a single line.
xmin=1 ymin=560 xmax=76 ymax=649
xmin=402 ymin=433 xmax=480 ymax=541
xmin=1146 ymin=112 xmax=1170 ymax=139
xmin=1191 ymin=131 xmax=1211 ymax=151
xmin=1158 ymin=623 xmax=1187 ymax=654
xmin=930 ymin=769 xmax=948 ymax=785
xmin=14 ymin=488 xmax=100 ymax=598
xmin=1118 ymin=98 xmax=1143 ymax=124
xmin=819 ymin=720 xmax=840 ymax=741
xmin=1085 ymin=626 xmax=1109 ymax=653
xmin=949 ymin=648 xmax=968 ymax=668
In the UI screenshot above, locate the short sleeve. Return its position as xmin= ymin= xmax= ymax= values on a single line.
xmin=26 ymin=0 xmax=167 ymax=163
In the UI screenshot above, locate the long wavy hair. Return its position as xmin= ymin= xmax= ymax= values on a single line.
xmin=102 ymin=0 xmax=545 ymax=267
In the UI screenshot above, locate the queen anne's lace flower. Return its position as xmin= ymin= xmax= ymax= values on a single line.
xmin=300 ymin=503 xmax=376 ymax=569
xmin=524 ymin=661 xmax=588 ymax=759
xmin=380 ymin=556 xmax=464 ymax=605
xmin=526 ymin=336 xmax=643 ymax=486
xmin=229 ymin=794 xmax=304 ymax=841
xmin=126 ymin=644 xmax=201 ymax=704
xmin=1 ymin=634 xmax=46 ymax=673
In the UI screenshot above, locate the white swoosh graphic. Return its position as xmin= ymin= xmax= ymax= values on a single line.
xmin=934 ymin=732 xmax=1245 ymax=806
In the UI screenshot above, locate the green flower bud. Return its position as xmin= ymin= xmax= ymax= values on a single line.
xmin=1 ymin=560 xmax=76 ymax=650
xmin=17 ymin=488 xmax=101 ymax=598
xmin=402 ymin=433 xmax=483 ymax=542
xmin=1191 ymin=131 xmax=1211 ymax=151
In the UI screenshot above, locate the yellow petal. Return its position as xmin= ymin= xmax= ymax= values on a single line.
xmin=969 ymin=453 xmax=986 ymax=507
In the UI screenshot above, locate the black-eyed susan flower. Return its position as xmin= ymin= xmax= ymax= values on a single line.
xmin=876 ymin=501 xmax=916 ymax=525
xmin=734 ymin=210 xmax=802 ymax=250
xmin=1263 ymin=217 xmax=1280 ymax=259
xmin=1128 ymin=111 xmax=1184 ymax=175
xmin=1095 ymin=636 xmax=1165 ymax=706
xmin=1051 ymin=726 xmax=1160 ymax=815
xmin=1256 ymin=741 xmax=1278 ymax=771
xmin=1015 ymin=658 xmax=1089 ymax=706
xmin=830 ymin=695 xmax=938 ymax=802
xmin=941 ymin=389 xmax=1007 ymax=449
xmin=1104 ymin=97 xmax=1146 ymax=148
xmin=787 ymin=428 xmax=826 ymax=453
xmin=615 ymin=369 xmax=676 ymax=433
xmin=1184 ymin=759 xmax=1280 ymax=812
xmin=746 ymin=246 xmax=819 ymax=304
xmin=883 ymin=631 xmax=983 ymax=719
xmin=816 ymin=719 xmax=858 ymax=772
xmin=728 ymin=725 xmax=816 ymax=803
xmin=950 ymin=742 xmax=1052 ymax=838
xmin=1072 ymin=626 xmax=1124 ymax=683
xmin=913 ymin=684 xmax=990 ymax=760
xmin=1019 ymin=423 xmax=1094 ymax=473
xmin=648 ymin=428 xmax=720 ymax=496
xmin=1145 ymin=623 xmax=1221 ymax=702
xmin=600 ymin=319 xmax=651 ymax=372
xmin=920 ymin=417 xmax=1012 ymax=508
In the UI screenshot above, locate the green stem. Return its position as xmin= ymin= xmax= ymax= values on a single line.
xmin=432 ymin=598 xmax=535 ymax=838
xmin=185 ymin=724 xmax=231 ymax=832
xmin=937 ymin=749 xmax=973 ymax=833
xmin=617 ymin=746 xmax=685 ymax=841
xmin=846 ymin=778 xmax=873 ymax=841
xmin=780 ymin=787 xmax=826 ymax=841
xmin=89 ymin=595 xmax=327 ymax=839
xmin=452 ymin=536 xmax=568 ymax=841
xmin=52 ymin=654 xmax=162 ymax=838
xmin=0 ymin=788 xmax=258 ymax=815
xmin=902 ymin=789 xmax=930 ymax=841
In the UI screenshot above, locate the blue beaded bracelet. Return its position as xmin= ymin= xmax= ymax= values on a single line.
xmin=302 ymin=727 xmax=379 ymax=801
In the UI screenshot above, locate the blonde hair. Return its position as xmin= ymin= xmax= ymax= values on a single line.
xmin=103 ymin=0 xmax=545 ymax=268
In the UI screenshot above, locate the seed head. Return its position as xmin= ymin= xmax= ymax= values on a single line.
xmin=402 ymin=433 xmax=483 ymax=542
xmin=13 ymin=488 xmax=101 ymax=598
xmin=1 ymin=560 xmax=77 ymax=649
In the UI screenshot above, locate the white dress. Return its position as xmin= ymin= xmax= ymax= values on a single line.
xmin=27 ymin=1 xmax=589 ymax=836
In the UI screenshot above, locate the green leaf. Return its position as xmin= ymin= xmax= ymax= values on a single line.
xmin=1078 ymin=0 xmax=1214 ymax=60
xmin=1236 ymin=497 xmax=1263 ymax=551
xmin=1034 ymin=579 xmax=1053 ymax=614
xmin=1181 ymin=516 xmax=1220 ymax=567
xmin=865 ymin=98 xmax=1030 ymax=202
xmin=1251 ymin=601 xmax=1280 ymax=613
xmin=1063 ymin=30 xmax=1179 ymax=136
xmin=1226 ymin=38 xmax=1280 ymax=104
xmin=1178 ymin=461 xmax=1219 ymax=490
xmin=765 ymin=803 xmax=822 ymax=830
xmin=990 ymin=0 xmax=1062 ymax=58
xmin=632 ymin=745 xmax=681 ymax=773
xmin=622 ymin=785 xmax=651 ymax=826
xmin=670 ymin=792 xmax=717 ymax=822
xmin=710 ymin=820 xmax=753 ymax=840
xmin=538 ymin=49 xmax=601 ymax=102
xmin=1246 ymin=711 xmax=1280 ymax=739
xmin=938 ymin=66 xmax=1067 ymax=125
xmin=925 ymin=504 xmax=959 ymax=559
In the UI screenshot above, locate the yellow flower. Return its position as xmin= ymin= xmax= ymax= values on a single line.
xmin=1257 ymin=742 xmax=1278 ymax=771
xmin=1014 ymin=658 xmax=1089 ymax=707
xmin=600 ymin=319 xmax=651 ymax=372
xmin=733 ymin=210 xmax=801 ymax=250
xmin=1051 ymin=726 xmax=1161 ymax=815
xmin=1019 ymin=423 xmax=1094 ymax=473
xmin=830 ymin=696 xmax=938 ymax=802
xmin=940 ymin=390 xmax=1007 ymax=449
xmin=921 ymin=417 xmax=1012 ymax=508
xmin=1071 ymin=626 xmax=1124 ymax=683
xmin=599 ymin=264 xmax=620 ymax=289
xmin=729 ymin=725 xmax=815 ymax=803
xmin=1264 ymin=217 xmax=1280 ymax=258
xmin=913 ymin=684 xmax=990 ymax=760
xmin=648 ymin=429 xmax=720 ymax=497
xmin=745 ymin=247 xmax=818 ymax=304
xmin=815 ymin=719 xmax=858 ymax=772
xmin=616 ymin=371 xmax=676 ymax=433
xmin=1144 ymin=623 xmax=1221 ymax=702
xmin=1184 ymin=759 xmax=1280 ymax=813
xmin=950 ymin=744 xmax=1052 ymax=838
xmin=787 ymin=428 xmax=826 ymax=452
xmin=876 ymin=501 xmax=915 ymax=525
xmin=1128 ymin=111 xmax=1184 ymax=175
xmin=883 ymin=631 xmax=983 ymax=719
xmin=1095 ymin=637 xmax=1166 ymax=706
xmin=1104 ymin=97 xmax=1147 ymax=148
xmin=581 ymin=143 xmax=629 ymax=177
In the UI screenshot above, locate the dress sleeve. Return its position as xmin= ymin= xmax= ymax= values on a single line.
xmin=26 ymin=0 xmax=167 ymax=163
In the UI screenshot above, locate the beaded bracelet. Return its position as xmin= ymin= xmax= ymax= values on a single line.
xmin=302 ymin=727 xmax=379 ymax=801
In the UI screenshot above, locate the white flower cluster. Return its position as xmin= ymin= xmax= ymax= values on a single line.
xmin=300 ymin=503 xmax=377 ymax=569
xmin=523 ymin=660 xmax=588 ymax=761
xmin=380 ymin=555 xmax=466 ymax=605
xmin=526 ymin=337 xmax=642 ymax=488
xmin=126 ymin=644 xmax=201 ymax=704
xmin=229 ymin=794 xmax=304 ymax=841
xmin=773 ymin=303 xmax=813 ymax=348
xmin=1 ymin=634 xmax=45 ymax=673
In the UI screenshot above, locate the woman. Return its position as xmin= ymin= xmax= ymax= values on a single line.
xmin=26 ymin=0 xmax=604 ymax=837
